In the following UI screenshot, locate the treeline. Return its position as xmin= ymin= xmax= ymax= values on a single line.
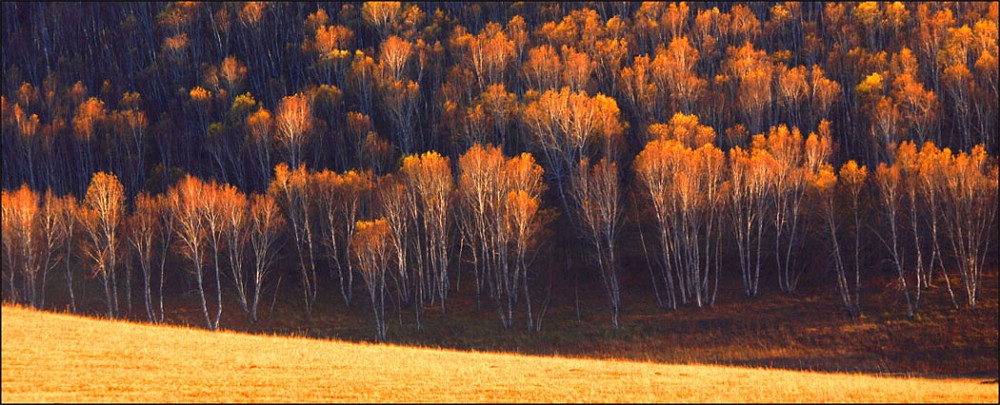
xmin=1 ymin=144 xmax=550 ymax=340
xmin=1 ymin=2 xmax=998 ymax=339
xmin=3 ymin=134 xmax=996 ymax=339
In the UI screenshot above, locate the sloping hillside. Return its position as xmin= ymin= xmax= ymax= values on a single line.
xmin=2 ymin=305 xmax=996 ymax=403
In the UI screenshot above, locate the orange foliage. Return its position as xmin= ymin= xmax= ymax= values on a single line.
xmin=647 ymin=112 xmax=716 ymax=148
xmin=380 ymin=35 xmax=413 ymax=81
xmin=522 ymin=45 xmax=562 ymax=92
xmin=275 ymin=93 xmax=314 ymax=168
xmin=72 ymin=97 xmax=107 ymax=142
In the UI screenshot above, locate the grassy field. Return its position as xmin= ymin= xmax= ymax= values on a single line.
xmin=2 ymin=304 xmax=997 ymax=403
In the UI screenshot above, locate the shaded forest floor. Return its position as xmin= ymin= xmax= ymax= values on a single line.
xmin=49 ymin=254 xmax=999 ymax=382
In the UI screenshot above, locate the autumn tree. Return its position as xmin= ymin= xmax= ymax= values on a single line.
xmin=1 ymin=186 xmax=42 ymax=307
xmin=725 ymin=41 xmax=773 ymax=134
xmin=873 ymin=162 xmax=914 ymax=317
xmin=777 ymin=64 xmax=809 ymax=128
xmin=377 ymin=77 xmax=421 ymax=154
xmin=764 ymin=125 xmax=814 ymax=294
xmin=914 ymin=143 xmax=958 ymax=307
xmin=346 ymin=111 xmax=373 ymax=169
xmin=590 ymin=20 xmax=629 ymax=94
xmin=728 ymin=145 xmax=774 ymax=297
xmin=153 ymin=193 xmax=174 ymax=323
xmin=459 ymin=22 xmax=515 ymax=91
xmin=640 ymin=113 xmax=725 ymax=306
xmin=373 ymin=173 xmax=418 ymax=324
xmin=939 ymin=23 xmax=977 ymax=151
xmin=126 ymin=192 xmax=163 ymax=322
xmin=634 ymin=131 xmax=726 ymax=309
xmin=200 ymin=181 xmax=232 ymax=330
xmin=167 ymin=175 xmax=217 ymax=329
xmin=187 ymin=86 xmax=215 ymax=166
xmin=646 ymin=112 xmax=716 ymax=147
xmin=78 ymin=172 xmax=126 ymax=318
xmin=275 ymin=93 xmax=314 ymax=169
xmin=361 ymin=1 xmax=401 ymax=42
xmin=380 ymin=35 xmax=413 ymax=82
xmin=572 ymin=158 xmax=623 ymax=327
xmin=220 ymin=185 xmax=252 ymax=321
xmin=522 ymin=44 xmax=562 ymax=92
xmin=894 ymin=141 xmax=930 ymax=313
xmin=303 ymin=16 xmax=354 ymax=86
xmin=54 ymin=192 xmax=80 ymax=313
xmin=456 ymin=143 xmax=510 ymax=324
xmin=936 ymin=146 xmax=998 ymax=309
xmin=348 ymin=50 xmax=378 ymax=116
xmin=808 ymin=65 xmax=842 ymax=132
xmin=560 ymin=45 xmax=593 ymax=93
xmin=363 ymin=130 xmax=396 ymax=175
xmin=246 ymin=106 xmax=275 ymax=191
xmin=268 ymin=163 xmax=320 ymax=315
xmin=107 ymin=96 xmax=149 ymax=197
xmin=891 ymin=51 xmax=938 ymax=145
xmin=618 ymin=54 xmax=660 ymax=127
xmin=401 ymin=151 xmax=454 ymax=314
xmin=71 ymin=97 xmax=107 ymax=196
xmin=28 ymin=190 xmax=70 ymax=311
xmin=504 ymin=152 xmax=549 ymax=330
xmin=839 ymin=160 xmax=869 ymax=316
xmin=351 ymin=218 xmax=394 ymax=341
xmin=221 ymin=93 xmax=257 ymax=190
xmin=970 ymin=18 xmax=998 ymax=154
xmin=810 ymin=163 xmax=858 ymax=316
xmin=522 ymin=88 xmax=625 ymax=223
xmin=314 ymin=168 xmax=375 ymax=306
xmin=5 ymin=0 xmax=1000 ymax=333
xmin=661 ymin=36 xmax=707 ymax=114
xmin=247 ymin=193 xmax=285 ymax=324
xmin=1 ymin=189 xmax=16 ymax=303
xmin=633 ymin=3 xmax=669 ymax=54
xmin=454 ymin=143 xmax=549 ymax=328
xmin=479 ymin=84 xmax=520 ymax=152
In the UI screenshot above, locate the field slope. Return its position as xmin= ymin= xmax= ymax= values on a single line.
xmin=2 ymin=305 xmax=996 ymax=403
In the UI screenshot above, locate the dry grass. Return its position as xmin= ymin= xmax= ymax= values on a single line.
xmin=3 ymin=305 xmax=996 ymax=403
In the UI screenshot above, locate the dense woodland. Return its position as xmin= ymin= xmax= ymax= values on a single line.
xmin=1 ymin=2 xmax=997 ymax=340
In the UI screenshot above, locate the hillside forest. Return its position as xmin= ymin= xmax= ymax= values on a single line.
xmin=1 ymin=2 xmax=997 ymax=341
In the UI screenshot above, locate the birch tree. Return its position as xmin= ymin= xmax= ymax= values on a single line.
xmin=248 ymin=193 xmax=284 ymax=324
xmin=401 ymin=151 xmax=453 ymax=314
xmin=728 ymin=144 xmax=775 ymax=297
xmin=572 ymin=158 xmax=623 ymax=327
xmin=78 ymin=173 xmax=126 ymax=318
xmin=937 ymin=146 xmax=997 ymax=310
xmin=275 ymin=93 xmax=313 ymax=169
xmin=268 ymin=163 xmax=320 ymax=315
xmin=1 ymin=186 xmax=41 ymax=307
xmin=874 ymin=162 xmax=914 ymax=317
xmin=351 ymin=218 xmax=393 ymax=341
xmin=167 ymin=175 xmax=218 ymax=329
xmin=126 ymin=191 xmax=162 ymax=322
xmin=220 ymin=185 xmax=251 ymax=321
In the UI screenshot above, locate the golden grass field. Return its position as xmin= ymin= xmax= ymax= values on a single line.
xmin=2 ymin=305 xmax=996 ymax=403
